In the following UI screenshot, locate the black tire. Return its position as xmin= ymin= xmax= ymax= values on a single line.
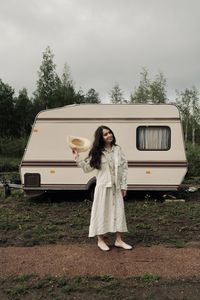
xmin=88 ymin=184 xmax=95 ymax=201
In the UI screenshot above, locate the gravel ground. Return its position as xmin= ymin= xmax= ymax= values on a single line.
xmin=1 ymin=243 xmax=200 ymax=279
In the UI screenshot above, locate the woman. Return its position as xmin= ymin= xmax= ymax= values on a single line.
xmin=72 ymin=126 xmax=132 ymax=251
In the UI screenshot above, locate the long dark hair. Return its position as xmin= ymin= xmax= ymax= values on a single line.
xmin=89 ymin=126 xmax=116 ymax=169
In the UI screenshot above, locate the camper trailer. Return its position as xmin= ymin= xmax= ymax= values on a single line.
xmin=20 ymin=104 xmax=187 ymax=196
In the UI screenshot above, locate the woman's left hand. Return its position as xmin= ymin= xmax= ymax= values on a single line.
xmin=121 ymin=189 xmax=127 ymax=197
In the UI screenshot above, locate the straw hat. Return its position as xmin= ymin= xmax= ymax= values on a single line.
xmin=68 ymin=136 xmax=91 ymax=153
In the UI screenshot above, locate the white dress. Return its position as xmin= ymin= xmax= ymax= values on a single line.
xmin=76 ymin=145 xmax=128 ymax=237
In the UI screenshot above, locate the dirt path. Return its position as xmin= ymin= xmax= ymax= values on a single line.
xmin=1 ymin=244 xmax=200 ymax=279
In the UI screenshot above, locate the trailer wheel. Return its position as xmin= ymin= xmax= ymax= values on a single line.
xmin=88 ymin=184 xmax=95 ymax=201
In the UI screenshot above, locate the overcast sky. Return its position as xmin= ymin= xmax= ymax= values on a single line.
xmin=0 ymin=0 xmax=200 ymax=102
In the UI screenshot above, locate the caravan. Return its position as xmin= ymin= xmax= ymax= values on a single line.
xmin=20 ymin=104 xmax=187 ymax=196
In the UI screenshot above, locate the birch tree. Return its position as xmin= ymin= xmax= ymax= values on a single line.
xmin=131 ymin=68 xmax=167 ymax=104
xmin=109 ymin=83 xmax=125 ymax=104
xmin=176 ymin=87 xmax=200 ymax=145
xmin=190 ymin=87 xmax=200 ymax=146
xmin=131 ymin=68 xmax=150 ymax=103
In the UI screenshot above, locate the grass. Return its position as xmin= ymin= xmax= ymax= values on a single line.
xmin=137 ymin=272 xmax=160 ymax=283
xmin=1 ymin=274 xmax=120 ymax=299
xmin=2 ymin=274 xmax=200 ymax=300
xmin=0 ymin=188 xmax=200 ymax=247
xmin=124 ymin=195 xmax=200 ymax=246
xmin=168 ymin=239 xmax=186 ymax=248
xmin=0 ymin=191 xmax=92 ymax=246
xmin=1 ymin=188 xmax=200 ymax=299
xmin=184 ymin=176 xmax=200 ymax=185
xmin=0 ymin=275 xmax=129 ymax=299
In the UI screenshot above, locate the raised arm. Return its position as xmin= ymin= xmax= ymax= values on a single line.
xmin=72 ymin=149 xmax=94 ymax=173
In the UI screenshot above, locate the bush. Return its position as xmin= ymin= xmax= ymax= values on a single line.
xmin=186 ymin=143 xmax=200 ymax=177
xmin=0 ymin=137 xmax=27 ymax=157
xmin=0 ymin=171 xmax=21 ymax=183
xmin=0 ymin=156 xmax=21 ymax=172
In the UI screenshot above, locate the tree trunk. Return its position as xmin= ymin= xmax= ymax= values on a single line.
xmin=185 ymin=120 xmax=188 ymax=143
xmin=192 ymin=125 xmax=195 ymax=146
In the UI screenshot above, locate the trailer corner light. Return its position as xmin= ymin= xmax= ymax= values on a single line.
xmin=146 ymin=170 xmax=151 ymax=174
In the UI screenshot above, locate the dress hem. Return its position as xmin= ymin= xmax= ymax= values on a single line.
xmin=88 ymin=230 xmax=128 ymax=238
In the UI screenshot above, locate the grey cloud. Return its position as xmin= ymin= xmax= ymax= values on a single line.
xmin=0 ymin=0 xmax=200 ymax=101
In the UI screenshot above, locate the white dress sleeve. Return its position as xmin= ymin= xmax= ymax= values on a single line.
xmin=120 ymin=148 xmax=128 ymax=190
xmin=75 ymin=156 xmax=94 ymax=173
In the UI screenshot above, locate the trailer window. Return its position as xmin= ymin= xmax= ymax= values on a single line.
xmin=137 ymin=126 xmax=171 ymax=151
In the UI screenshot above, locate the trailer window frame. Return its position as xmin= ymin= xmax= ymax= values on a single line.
xmin=136 ymin=125 xmax=171 ymax=151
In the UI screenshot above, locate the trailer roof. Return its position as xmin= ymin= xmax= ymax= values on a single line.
xmin=37 ymin=104 xmax=180 ymax=119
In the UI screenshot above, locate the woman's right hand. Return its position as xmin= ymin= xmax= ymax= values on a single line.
xmin=72 ymin=148 xmax=79 ymax=160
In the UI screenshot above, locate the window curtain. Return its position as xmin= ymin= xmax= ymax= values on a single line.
xmin=137 ymin=127 xmax=170 ymax=150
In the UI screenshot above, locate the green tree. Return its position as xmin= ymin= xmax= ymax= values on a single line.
xmin=176 ymin=89 xmax=191 ymax=143
xmin=109 ymin=83 xmax=125 ymax=104
xmin=0 ymin=78 xmax=15 ymax=136
xmin=58 ymin=63 xmax=77 ymax=106
xmin=62 ymin=63 xmax=73 ymax=88
xmin=131 ymin=68 xmax=150 ymax=103
xmin=34 ymin=46 xmax=58 ymax=109
xmin=74 ymin=89 xmax=85 ymax=104
xmin=131 ymin=68 xmax=167 ymax=104
xmin=176 ymin=87 xmax=200 ymax=145
xmin=52 ymin=62 xmax=83 ymax=107
xmin=150 ymin=72 xmax=167 ymax=103
xmin=85 ymin=88 xmax=100 ymax=103
xmin=190 ymin=87 xmax=200 ymax=146
xmin=14 ymin=88 xmax=33 ymax=137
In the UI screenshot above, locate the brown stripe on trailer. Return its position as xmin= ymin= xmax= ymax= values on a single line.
xmin=24 ymin=184 xmax=86 ymax=190
xmin=21 ymin=161 xmax=77 ymax=167
xmin=21 ymin=160 xmax=187 ymax=168
xmin=128 ymin=184 xmax=179 ymax=190
xmin=23 ymin=183 xmax=180 ymax=191
xmin=36 ymin=117 xmax=180 ymax=122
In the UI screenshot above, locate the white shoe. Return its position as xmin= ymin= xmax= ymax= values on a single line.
xmin=114 ymin=240 xmax=132 ymax=250
xmin=98 ymin=240 xmax=110 ymax=251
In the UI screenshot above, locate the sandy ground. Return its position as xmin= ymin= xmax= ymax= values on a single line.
xmin=1 ymin=244 xmax=200 ymax=279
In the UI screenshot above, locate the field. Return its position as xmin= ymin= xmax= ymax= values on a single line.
xmin=1 ymin=187 xmax=200 ymax=299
